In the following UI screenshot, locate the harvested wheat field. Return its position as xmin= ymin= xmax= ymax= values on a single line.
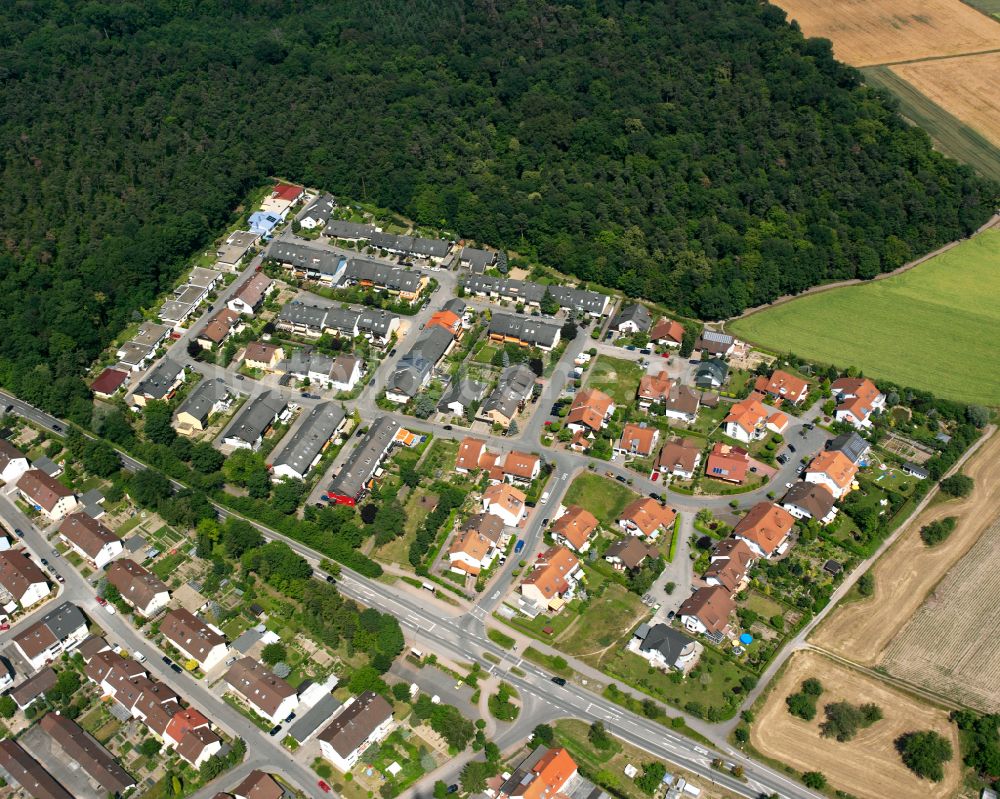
xmin=752 ymin=650 xmax=960 ymax=799
xmin=772 ymin=0 xmax=1000 ymax=66
xmin=882 ymin=517 xmax=1000 ymax=712
xmin=893 ymin=52 xmax=1000 ymax=148
xmin=811 ymin=429 xmax=1000 ymax=664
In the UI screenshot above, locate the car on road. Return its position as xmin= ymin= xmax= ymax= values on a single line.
xmin=650 ymin=471 xmax=660 ymax=481
xmin=776 ymin=454 xmax=788 ymax=465
xmin=13 ymin=528 xmax=23 ymax=538
xmin=540 ymin=491 xmax=550 ymax=505
xmin=369 ymin=378 xmax=376 ymax=386
xmin=56 ymin=574 xmax=64 ymax=583
xmin=51 ymin=548 xmax=59 ymax=558
xmin=541 ymin=518 xmax=549 ymax=526
xmin=96 ymin=596 xmax=107 ymax=606
xmin=443 ymin=424 xmax=453 ymax=430
xmin=513 ymin=539 xmax=525 ymax=554
xmin=51 ymin=424 xmax=62 ymax=432
xmin=3 ymin=404 xmax=12 ymax=413
xmin=325 ymin=575 xmax=336 ymax=584
xmin=318 ymin=781 xmax=332 ymax=794
xmin=268 ymin=724 xmax=282 ymax=737
xmin=389 ymin=348 xmax=397 ymax=357
xmin=804 ymin=423 xmax=814 ymax=430
xmin=787 ymin=444 xmax=796 ymax=453
xmin=235 ymin=375 xmax=245 ymax=381
xmin=660 ymin=352 xmax=670 ymax=359
xmin=170 ymin=663 xmax=183 ymax=674
xmin=301 ymin=393 xmax=320 ymax=399
xmin=550 ymin=676 xmax=567 ymax=686
xmin=624 ymin=345 xmax=636 ymax=351
xmin=648 ymin=492 xmax=662 ymax=501
xmin=615 ymin=475 xmax=627 ymax=483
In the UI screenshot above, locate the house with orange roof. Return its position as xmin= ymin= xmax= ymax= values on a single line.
xmin=482 ymin=483 xmax=527 ymax=527
xmin=636 ymin=371 xmax=671 ymax=409
xmin=550 ymin=506 xmax=598 ymax=553
xmin=832 ymin=377 xmax=885 ymax=428
xmin=519 ymin=546 xmax=582 ymax=613
xmin=649 ymin=317 xmax=684 ymax=347
xmin=723 ymin=398 xmax=769 ymax=443
xmin=754 ymin=369 xmax=809 ymax=405
xmin=615 ymin=423 xmax=659 ymax=458
xmin=804 ymin=450 xmax=859 ymax=499
xmin=455 ymin=437 xmax=486 ymax=474
xmin=448 ymin=516 xmax=504 ymax=576
xmin=765 ymin=411 xmax=789 ymax=434
xmin=426 ymin=309 xmax=463 ymax=338
xmin=731 ymin=502 xmax=796 ymax=558
xmin=704 ymin=442 xmax=750 ymax=484
xmin=703 ymin=538 xmax=755 ymax=592
xmin=617 ymin=497 xmax=676 ymax=540
xmin=566 ymin=388 xmax=615 ymax=435
xmin=498 ymin=747 xmax=579 ymax=799
xmin=500 ymin=451 xmax=541 ymax=485
xmin=678 ymin=585 xmax=735 ymax=636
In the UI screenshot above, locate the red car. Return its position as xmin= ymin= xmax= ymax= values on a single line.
xmin=660 ymin=352 xmax=670 ymax=358
xmin=0 ymin=623 xmax=10 ymax=632
xmin=318 ymin=781 xmax=332 ymax=793
xmin=96 ymin=596 xmax=107 ymax=606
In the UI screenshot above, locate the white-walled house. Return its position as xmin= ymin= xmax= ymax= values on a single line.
xmin=318 ymin=692 xmax=394 ymax=772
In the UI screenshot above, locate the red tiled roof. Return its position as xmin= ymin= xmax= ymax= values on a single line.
xmin=550 ymin=506 xmax=598 ymax=550
xmin=272 ymin=183 xmax=302 ymax=202
xmin=733 ymin=502 xmax=795 ymax=555
xmin=91 ymin=368 xmax=129 ymax=396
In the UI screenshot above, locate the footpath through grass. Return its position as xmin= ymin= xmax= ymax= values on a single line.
xmin=730 ymin=230 xmax=1000 ymax=405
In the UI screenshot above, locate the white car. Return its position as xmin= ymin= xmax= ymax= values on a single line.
xmin=104 ymin=604 xmax=116 ymax=615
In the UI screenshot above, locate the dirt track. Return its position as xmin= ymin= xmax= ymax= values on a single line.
xmin=751 ymin=650 xmax=961 ymax=799
xmin=811 ymin=428 xmax=1000 ymax=664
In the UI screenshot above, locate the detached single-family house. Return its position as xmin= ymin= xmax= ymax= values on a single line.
xmin=105 ymin=560 xmax=170 ymax=617
xmin=617 ymin=497 xmax=675 ymax=540
xmin=662 ymin=384 xmax=700 ymax=423
xmin=233 ymin=770 xmax=287 ymax=799
xmin=438 ymin=377 xmax=487 ymax=416
xmin=704 ymin=442 xmax=750 ymax=484
xmin=566 ymin=388 xmax=615 ymax=435
xmin=174 ymin=378 xmax=233 ymax=434
xmin=723 ymin=398 xmax=769 ymax=443
xmin=482 ymin=483 xmax=527 ymax=527
xmin=634 ymin=623 xmax=701 ymax=672
xmin=318 ymin=691 xmax=394 ymax=772
xmin=224 ymin=657 xmax=298 ymax=725
xmin=58 ymin=513 xmax=122 ymax=569
xmin=455 ymin=437 xmax=487 ymax=474
xmin=902 ymin=461 xmax=929 ymax=480
xmin=16 ymin=469 xmax=78 ymax=521
xmin=804 ymin=450 xmax=858 ymax=499
xmin=228 ymin=272 xmax=275 ymax=315
xmin=696 ymin=330 xmax=735 ymax=357
xmin=604 ymin=537 xmax=658 ymax=572
xmin=732 ymin=502 xmax=796 ymax=559
xmin=244 ymin=341 xmax=285 ymax=371
xmin=498 ymin=747 xmax=578 ymax=799
xmin=610 ymin=303 xmax=652 ymax=334
xmin=13 ymin=602 xmax=88 ymax=670
xmin=781 ymin=481 xmax=838 ymax=525
xmin=0 ymin=440 xmax=30 ymax=485
xmin=499 ymin=451 xmax=541 ymax=485
xmin=160 ymin=609 xmax=230 ymax=671
xmin=90 ymin=368 xmax=129 ymax=400
xmin=678 ymin=585 xmax=735 ymax=637
xmin=694 ymin=358 xmax=729 ymax=389
xmin=459 ymin=247 xmax=497 ymax=273
xmin=832 ymin=377 xmax=885 ymax=428
xmin=223 ymin=391 xmax=286 ymax=451
xmin=300 ymin=193 xmax=336 ymax=229
xmin=616 ymin=423 xmax=659 ymax=458
xmin=649 ymin=317 xmax=684 ymax=347
xmin=754 ymin=370 xmax=809 ymax=405
xmin=329 ymin=355 xmax=364 ymax=392
xmin=637 ymin=371 xmax=672 ymax=409
xmin=520 ymin=546 xmax=582 ymax=612
xmin=448 ymin=519 xmax=502 ymax=577
xmin=0 ymin=549 xmax=51 ymax=610
xmin=827 ymin=431 xmax=871 ymax=466
xmin=703 ymin=538 xmax=755 ymax=592
xmin=550 ymin=506 xmax=598 ymax=553
xmin=656 ymin=438 xmax=702 ymax=480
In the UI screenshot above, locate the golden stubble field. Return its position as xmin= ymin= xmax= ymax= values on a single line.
xmin=752 ymin=650 xmax=961 ymax=799
xmin=771 ymin=0 xmax=1000 ymax=66
xmin=810 ymin=429 xmax=1000 ymax=665
xmin=893 ymin=52 xmax=1000 ymax=148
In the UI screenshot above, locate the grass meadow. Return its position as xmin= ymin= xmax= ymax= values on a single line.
xmin=730 ymin=230 xmax=1000 ymax=405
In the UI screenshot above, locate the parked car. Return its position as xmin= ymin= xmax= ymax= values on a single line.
xmin=447 ymin=785 xmax=459 ymax=794
xmin=624 ymin=345 xmax=636 ymax=351
xmin=13 ymin=528 xmax=23 ymax=538
xmin=787 ymin=444 xmax=796 ymax=453
xmin=161 ymin=656 xmax=172 ymax=665
xmin=170 ymin=663 xmax=183 ymax=674
xmin=268 ymin=724 xmax=282 ymax=737
xmin=776 ymin=454 xmax=789 ymax=465
xmin=649 ymin=492 xmax=662 ymax=501
xmin=0 ymin=623 xmax=10 ymax=631
xmin=50 ymin=548 xmax=59 ymax=558
xmin=389 ymin=348 xmax=397 ymax=357
xmin=513 ymin=539 xmax=525 ymax=555
xmin=640 ymin=348 xmax=652 ymax=355
xmin=369 ymin=378 xmax=376 ymax=386
xmin=56 ymin=574 xmax=64 ymax=583
xmin=443 ymin=424 xmax=453 ymax=430
xmin=318 ymin=781 xmax=332 ymax=794
xmin=133 ymin=651 xmax=147 ymax=663
xmin=104 ymin=604 xmax=116 ymax=615
xmin=96 ymin=596 xmax=107 ymax=606
xmin=615 ymin=475 xmax=627 ymax=483
xmin=236 ymin=375 xmax=245 ymax=381
xmin=689 ymin=359 xmax=700 ymax=364
xmin=301 ymin=392 xmax=319 ymax=400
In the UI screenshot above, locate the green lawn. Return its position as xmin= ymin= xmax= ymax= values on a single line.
xmin=562 ymin=472 xmax=638 ymax=528
xmin=585 ymin=356 xmax=645 ymax=405
xmin=730 ymin=230 xmax=1000 ymax=405
xmin=557 ymin=584 xmax=649 ymax=662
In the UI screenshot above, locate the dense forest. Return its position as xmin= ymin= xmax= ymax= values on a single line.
xmin=0 ymin=0 xmax=996 ymax=419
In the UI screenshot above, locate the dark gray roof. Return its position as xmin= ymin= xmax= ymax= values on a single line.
xmin=443 ymin=298 xmax=467 ymax=316
xmin=283 ymin=350 xmax=335 ymax=379
xmin=638 ymin=623 xmax=695 ymax=663
xmin=136 ymin=360 xmax=184 ymax=400
xmin=828 ymin=431 xmax=871 ymax=464
xmin=322 ymin=307 xmax=361 ymax=336
xmin=268 ymin=241 xmax=345 ymax=277
xmin=902 ymin=461 xmax=929 ymax=478
xmin=388 ymin=326 xmax=453 ymax=398
xmin=463 ymin=275 xmax=608 ymax=314
xmin=176 ymin=378 xmax=231 ymax=426
xmin=459 ymin=247 xmax=496 ymax=272
xmin=272 ymin=403 xmax=346 ymax=478
xmin=278 ymin=301 xmax=330 ymax=331
xmin=224 ymin=391 xmax=285 ymax=446
xmin=303 ymin=193 xmax=336 ymax=224
xmin=488 ymin=313 xmax=561 ymax=349
xmin=438 ymin=378 xmax=487 ymax=412
xmin=324 ymin=220 xmax=376 ymax=240
xmin=357 ymin=308 xmax=399 ymax=338
xmin=343 ymin=258 xmax=424 ymax=293
xmin=482 ymin=363 xmax=536 ymax=418
xmin=611 ymin=303 xmax=652 ymax=332
xmin=781 ymin=481 xmax=836 ymax=519
xmin=232 ymin=628 xmax=263 ymax=654
xmin=32 ymin=456 xmax=61 ymax=477
xmin=369 ymin=231 xmax=450 ymax=258
xmin=694 ymin=358 xmax=729 ymax=387
xmin=289 ymin=692 xmax=342 ymax=744
xmin=328 ymin=417 xmax=400 ymax=500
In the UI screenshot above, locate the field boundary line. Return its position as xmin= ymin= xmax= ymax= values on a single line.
xmin=723 ymin=212 xmax=1000 ymax=325
xmin=865 ymin=45 xmax=1000 ymax=67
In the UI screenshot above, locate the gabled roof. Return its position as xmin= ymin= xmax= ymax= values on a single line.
xmin=521 ymin=546 xmax=580 ymax=599
xmin=272 ymin=182 xmax=303 ymax=202
xmin=302 ymin=192 xmax=335 ymax=223
xmin=40 ymin=712 xmax=135 ymax=794
xmin=488 ymin=312 xmax=561 ymax=349
xmin=704 ymin=538 xmax=754 ymax=591
xmin=271 ymin=402 xmax=346 ymax=477
xmin=58 ymin=513 xmax=119 ymax=559
xmin=426 ymin=309 xmax=462 ymax=336
xmin=663 ymin=384 xmax=700 ymax=416
xmin=0 ymin=739 xmax=73 ymax=799
xmin=233 ymin=769 xmax=285 ymax=799
xmin=370 ymin=231 xmax=450 ymax=258
xmin=618 ymin=423 xmax=658 ymax=456
xmin=723 ymin=398 xmax=768 ymax=436
xmin=343 ymin=257 xmax=424 ymax=292
xmin=618 ymin=497 xmax=675 ymax=536
xmin=17 ymin=469 xmax=73 ymax=511
xmin=694 ymin=358 xmax=729 ymax=385
xmin=438 ymin=378 xmax=487 ymax=412
xmin=455 ymin=437 xmax=487 ymax=472
xmin=566 ymin=388 xmax=614 ymax=431
xmin=637 ymin=371 xmax=671 ymax=403
xmin=176 ymin=377 xmax=231 ymax=425
xmin=649 ymin=317 xmax=684 ymax=344
xmin=233 ymin=272 xmax=274 ymax=308
xmin=656 ymin=437 xmax=702 ymax=473
xmin=828 ymin=431 xmax=870 ymax=464
xmin=482 ymin=363 xmax=536 ymax=419
xmin=225 ymin=391 xmax=286 ymax=445
xmin=550 ymin=506 xmax=598 ymax=550
xmin=160 ymin=609 xmax=226 ymax=664
xmin=525 ymin=747 xmax=577 ymax=799
xmin=0 ymin=549 xmax=49 ymax=599
xmin=388 ymin=326 xmax=453 ymax=397
xmin=135 ymin=360 xmax=184 ymax=400
xmin=199 ymin=305 xmax=240 ymax=344
xmin=460 ymin=246 xmax=496 ymax=270
xmin=732 ymin=502 xmax=795 ymax=555
xmin=806 ymin=450 xmax=858 ymax=491
xmin=106 ymin=559 xmax=168 ymax=611
xmin=91 ymin=368 xmax=129 ymax=396
xmin=328 ymin=417 xmax=400 ymax=499
xmin=754 ymin=369 xmax=809 ymax=402
xmin=224 ymin=657 xmax=297 ymax=716
xmin=502 ymin=451 xmax=540 ymax=480
xmin=782 ymin=481 xmax=837 ymax=519
xmin=324 ymin=220 xmax=376 ymax=239
xmin=611 ymin=303 xmax=652 ymax=331
xmin=318 ymin=691 xmax=394 ymax=758
xmin=605 ymin=536 xmax=656 ymax=569
xmin=678 ymin=585 xmax=735 ymax=634
xmin=0 ymin=439 xmax=27 ymax=470
xmin=483 ymin=483 xmax=526 ymax=516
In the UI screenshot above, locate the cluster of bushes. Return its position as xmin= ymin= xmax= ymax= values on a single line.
xmin=786 ymin=677 xmax=823 ymax=721
xmin=409 ymin=481 xmax=465 ymax=569
xmin=819 ymin=701 xmax=882 ymax=742
xmin=919 ymin=516 xmax=957 ymax=547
